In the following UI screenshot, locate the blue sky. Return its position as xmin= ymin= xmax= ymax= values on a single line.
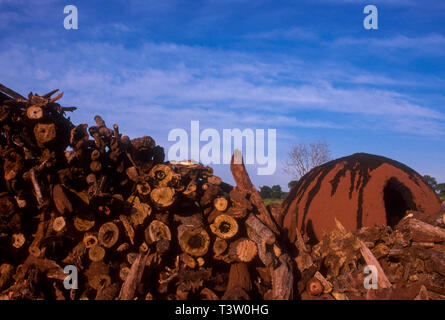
xmin=1 ymin=0 xmax=445 ymax=189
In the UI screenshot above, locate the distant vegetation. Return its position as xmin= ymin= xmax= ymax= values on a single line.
xmin=259 ymin=185 xmax=286 ymax=205
xmin=423 ymin=175 xmax=445 ymax=201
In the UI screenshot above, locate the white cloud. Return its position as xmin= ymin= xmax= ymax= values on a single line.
xmin=0 ymin=40 xmax=443 ymax=139
xmin=333 ymin=34 xmax=445 ymax=54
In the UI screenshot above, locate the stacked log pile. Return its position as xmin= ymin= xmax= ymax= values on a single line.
xmin=0 ymin=85 xmax=292 ymax=300
xmin=0 ymin=84 xmax=444 ymax=300
xmin=294 ymin=208 xmax=445 ymax=300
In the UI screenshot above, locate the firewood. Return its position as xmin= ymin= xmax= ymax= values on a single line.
xmin=12 ymin=233 xmax=25 ymax=249
xmin=183 ymin=181 xmax=197 ymax=199
xmin=150 ymin=187 xmax=175 ymax=208
xmin=34 ymin=123 xmax=56 ymax=147
xmin=225 ymin=206 xmax=248 ymax=219
xmin=306 ymin=277 xmax=323 ymax=296
xmin=90 ymin=160 xmax=102 ymax=172
xmin=229 ymin=188 xmax=252 ymax=211
xmin=398 ymin=217 xmax=445 ymax=243
xmin=89 ymin=245 xmax=106 ymax=262
xmin=95 ymin=283 xmax=119 ymax=300
xmin=150 ymin=238 xmax=165 ymax=252
xmin=214 ymin=197 xmax=228 ymax=212
xmin=201 ymin=287 xmax=219 ymax=300
xmin=145 ymin=220 xmax=171 ymax=244
xmin=428 ymin=250 xmax=445 ymax=276
xmin=267 ymin=203 xmax=284 ymax=229
xmin=52 ymin=199 xmax=72 ymax=229
xmin=85 ymin=261 xmax=111 ymax=291
xmin=179 ymin=228 xmax=210 ymax=257
xmin=52 ymin=216 xmax=66 ymax=233
xmin=0 ymin=264 xmax=14 ymax=290
xmin=29 ymin=214 xmax=46 ymax=257
xmin=136 ymin=182 xmax=151 ymax=196
xmin=26 ymin=106 xmax=43 ymax=120
xmin=149 ymin=164 xmax=173 ymax=187
xmin=245 ymin=213 xmax=275 ymax=245
xmin=229 ymin=238 xmax=257 ymax=262
xmin=62 ymin=241 xmax=86 ymax=269
xmin=313 ymin=271 xmax=333 ymax=293
xmin=213 ymin=237 xmax=228 ymax=256
xmin=139 ymin=242 xmax=149 ymax=253
xmin=294 ymin=227 xmax=313 ymax=272
xmin=180 ymin=253 xmax=197 ymax=269
xmin=222 ymin=262 xmax=251 ymax=300
xmin=207 ymin=175 xmax=222 ymax=186
xmin=83 ymin=233 xmax=99 ymax=248
xmin=200 ymin=183 xmax=220 ymax=207
xmin=119 ymin=215 xmax=135 ymax=245
xmin=359 ymin=240 xmax=392 ymax=289
xmin=74 ymin=215 xmax=95 ymax=232
xmin=272 ymin=254 xmax=293 ymax=299
xmin=29 ymin=169 xmax=44 ymax=206
xmin=129 ymin=196 xmax=151 ymax=226
xmin=230 ymin=150 xmax=279 ymax=235
xmin=98 ymin=222 xmax=120 ymax=248
xmin=118 ymin=252 xmax=149 ymax=300
xmin=119 ymin=264 xmax=131 ymax=281
xmin=210 ymin=214 xmax=238 ymax=239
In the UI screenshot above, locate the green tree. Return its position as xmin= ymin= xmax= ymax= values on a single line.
xmin=423 ymin=175 xmax=438 ymax=190
xmin=271 ymin=185 xmax=283 ymax=199
xmin=288 ymin=180 xmax=298 ymax=190
xmin=259 ymin=186 xmax=273 ymax=199
xmin=436 ymin=183 xmax=445 ymax=197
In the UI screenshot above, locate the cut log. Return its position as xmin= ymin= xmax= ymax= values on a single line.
xmin=306 ymin=277 xmax=323 ymax=296
xmin=85 ymin=261 xmax=111 ymax=291
xmin=214 ymin=197 xmax=228 ymax=212
xmin=150 ymin=187 xmax=175 ymax=208
xmin=149 ymin=164 xmax=173 ymax=187
xmin=0 ymin=264 xmax=14 ymax=291
xmin=222 ymin=262 xmax=251 ymax=300
xmin=272 ymin=254 xmax=294 ymax=300
xmin=245 ymin=213 xmax=275 ymax=245
xmin=119 ymin=215 xmax=135 ymax=245
xmin=89 ymin=245 xmax=106 ymax=262
xmin=34 ymin=123 xmax=56 ymax=147
xmin=207 ymin=175 xmax=222 ymax=186
xmin=313 ymin=271 xmax=333 ymax=294
xmin=179 ymin=228 xmax=210 ymax=257
xmin=210 ymin=214 xmax=238 ymax=239
xmin=52 ymin=216 xmax=66 ymax=232
xmin=229 ymin=189 xmax=252 ymax=211
xmin=26 ymin=106 xmax=43 ymax=120
xmin=359 ymin=240 xmax=392 ymax=289
xmin=98 ymin=222 xmax=120 ymax=248
xmin=145 ymin=220 xmax=171 ymax=244
xmin=294 ymin=227 xmax=313 ymax=272
xmin=12 ymin=233 xmax=25 ymax=249
xmin=213 ymin=237 xmax=228 ymax=256
xmin=74 ymin=215 xmax=95 ymax=232
xmin=229 ymin=238 xmax=257 ymax=262
xmin=230 ymin=151 xmax=279 ymax=235
xmin=118 ymin=253 xmax=149 ymax=300
xmin=137 ymin=182 xmax=151 ymax=196
xmin=83 ymin=233 xmax=98 ymax=248
xmin=399 ymin=218 xmax=445 ymax=243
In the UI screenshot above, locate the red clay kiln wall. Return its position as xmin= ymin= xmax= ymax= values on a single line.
xmin=282 ymin=153 xmax=441 ymax=244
